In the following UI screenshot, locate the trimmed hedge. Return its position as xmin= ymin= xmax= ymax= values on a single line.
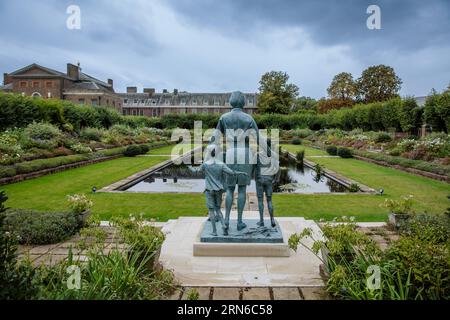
xmin=337 ymin=147 xmax=353 ymax=158
xmin=4 ymin=209 xmax=80 ymax=245
xmin=326 ymin=146 xmax=338 ymax=156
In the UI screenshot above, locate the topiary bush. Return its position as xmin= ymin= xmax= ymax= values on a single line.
xmin=124 ymin=145 xmax=144 ymax=157
xmin=337 ymin=147 xmax=353 ymax=158
xmin=326 ymin=146 xmax=338 ymax=155
xmin=4 ymin=209 xmax=80 ymax=245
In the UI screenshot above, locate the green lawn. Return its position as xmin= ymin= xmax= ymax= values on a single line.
xmin=1 ymin=144 xmax=448 ymax=222
xmin=274 ymin=145 xmax=450 ymax=221
xmin=281 ymin=144 xmax=328 ymax=157
xmin=1 ymin=150 xmax=205 ymax=221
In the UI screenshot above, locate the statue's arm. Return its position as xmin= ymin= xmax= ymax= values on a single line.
xmin=188 ymin=164 xmax=204 ymax=173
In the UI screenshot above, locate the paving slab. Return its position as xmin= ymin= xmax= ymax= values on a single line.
xmin=300 ymin=287 xmax=329 ymax=300
xmin=242 ymin=288 xmax=271 ymax=300
xmin=272 ymin=287 xmax=303 ymax=300
xmin=213 ymin=288 xmax=241 ymax=300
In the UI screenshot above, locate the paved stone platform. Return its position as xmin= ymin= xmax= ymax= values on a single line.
xmin=159 ymin=211 xmax=325 ymax=287
xmin=169 ymin=286 xmax=329 ymax=300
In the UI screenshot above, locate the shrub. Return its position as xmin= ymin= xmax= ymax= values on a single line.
xmin=337 ymin=147 xmax=353 ymax=158
xmin=69 ymin=143 xmax=92 ymax=154
xmin=326 ymin=146 xmax=338 ymax=155
xmin=382 ymin=195 xmax=414 ymax=215
xmin=124 ymin=145 xmax=145 ymax=157
xmin=374 ymin=132 xmax=392 ymax=143
xmin=14 ymin=154 xmax=90 ymax=174
xmin=24 ymin=122 xmax=62 ymax=141
xmin=4 ymin=209 xmax=80 ymax=245
xmin=80 ymin=127 xmax=105 ymax=141
xmin=139 ymin=144 xmax=150 ymax=154
xmin=384 ymin=237 xmax=450 ymax=299
xmin=400 ymin=214 xmax=450 ymax=244
xmin=0 ymin=166 xmax=17 ymax=179
xmin=348 ymin=183 xmax=360 ymax=193
xmin=291 ymin=137 xmax=302 ymax=145
xmin=67 ymin=194 xmax=93 ymax=215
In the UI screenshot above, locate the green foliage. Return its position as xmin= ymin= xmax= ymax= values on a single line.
xmin=327 ymin=72 xmax=357 ymax=100
xmin=80 ymin=127 xmax=105 ymax=141
xmin=291 ymin=137 xmax=302 ymax=145
xmin=382 ymin=195 xmax=414 ymax=215
xmin=424 ymin=90 xmax=450 ymax=133
xmin=326 ymin=146 xmax=338 ymax=156
xmin=374 ymin=132 xmax=392 ymax=143
xmin=295 ymin=150 xmax=305 ymax=164
xmin=257 ymin=71 xmax=299 ymax=114
xmin=400 ymin=213 xmax=450 ymax=244
xmin=317 ymin=98 xmax=355 ymax=114
xmin=186 ymin=288 xmax=200 ymax=300
xmin=124 ymin=145 xmax=147 ymax=157
xmin=349 ymin=183 xmax=360 ymax=193
xmin=337 ymin=147 xmax=353 ymax=158
xmin=356 ymin=65 xmax=402 ymax=103
xmin=4 ymin=209 xmax=80 ymax=245
xmin=38 ymin=248 xmax=174 ymax=300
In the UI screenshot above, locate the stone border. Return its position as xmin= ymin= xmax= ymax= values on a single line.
xmin=285 ymin=151 xmax=377 ymax=194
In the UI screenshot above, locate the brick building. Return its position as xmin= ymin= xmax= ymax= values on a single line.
xmin=120 ymin=87 xmax=258 ymax=117
xmin=1 ymin=63 xmax=122 ymax=110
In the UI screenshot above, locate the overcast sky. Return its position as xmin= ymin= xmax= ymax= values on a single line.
xmin=0 ymin=0 xmax=449 ymax=98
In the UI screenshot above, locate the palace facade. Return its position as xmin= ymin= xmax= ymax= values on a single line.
xmin=120 ymin=87 xmax=258 ymax=117
xmin=1 ymin=63 xmax=122 ymax=110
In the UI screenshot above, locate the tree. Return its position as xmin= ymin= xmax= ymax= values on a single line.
xmin=356 ymin=65 xmax=402 ymax=103
xmin=292 ymin=96 xmax=317 ymax=113
xmin=257 ymin=71 xmax=299 ymax=114
xmin=327 ymin=72 xmax=357 ymax=100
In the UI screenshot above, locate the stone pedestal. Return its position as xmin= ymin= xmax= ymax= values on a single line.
xmin=195 ymin=219 xmax=289 ymax=257
xmin=159 ymin=212 xmax=325 ymax=287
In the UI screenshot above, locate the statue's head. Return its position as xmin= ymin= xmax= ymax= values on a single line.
xmin=229 ymin=91 xmax=245 ymax=109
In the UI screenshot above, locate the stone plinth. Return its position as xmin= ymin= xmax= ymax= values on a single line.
xmin=159 ymin=211 xmax=325 ymax=287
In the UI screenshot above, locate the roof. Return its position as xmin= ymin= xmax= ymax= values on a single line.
xmin=8 ymin=63 xmax=69 ymax=79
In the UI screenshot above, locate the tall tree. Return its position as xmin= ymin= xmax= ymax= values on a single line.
xmin=327 ymin=72 xmax=357 ymax=100
xmin=257 ymin=71 xmax=299 ymax=114
xmin=356 ymin=65 xmax=402 ymax=103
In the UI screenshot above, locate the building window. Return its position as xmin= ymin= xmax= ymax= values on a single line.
xmin=106 ymin=100 xmax=109 ymax=106
xmin=122 ymin=110 xmax=127 ymax=115
xmin=32 ymin=81 xmax=39 ymax=88
xmin=124 ymin=99 xmax=128 ymax=104
xmin=181 ymin=99 xmax=186 ymax=106
xmin=203 ymin=99 xmax=208 ymax=106
xmin=139 ymin=110 xmax=144 ymax=116
xmin=46 ymin=82 xmax=53 ymax=88
xmin=20 ymin=81 xmax=27 ymax=88
xmin=214 ymin=98 xmax=220 ymax=106
xmin=192 ymin=99 xmax=197 ymax=106
xmin=134 ymin=99 xmax=138 ymax=104
xmin=203 ymin=108 xmax=208 ymax=113
xmin=248 ymin=99 xmax=254 ymax=106
xmin=132 ymin=110 xmax=137 ymax=116
xmin=152 ymin=109 xmax=157 ymax=117
xmin=91 ymin=99 xmax=98 ymax=106
xmin=165 ymin=99 xmax=170 ymax=105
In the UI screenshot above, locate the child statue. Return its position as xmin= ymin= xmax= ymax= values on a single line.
xmin=188 ymin=145 xmax=248 ymax=236
xmin=256 ymin=137 xmax=280 ymax=228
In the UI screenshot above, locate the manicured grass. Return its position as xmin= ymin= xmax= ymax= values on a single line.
xmin=1 ymin=144 xmax=448 ymax=222
xmin=281 ymin=144 xmax=328 ymax=157
xmin=274 ymin=145 xmax=450 ymax=221
xmin=1 ymin=150 xmax=205 ymax=221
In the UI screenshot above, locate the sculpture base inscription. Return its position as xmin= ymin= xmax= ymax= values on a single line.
xmin=200 ymin=219 xmax=284 ymax=243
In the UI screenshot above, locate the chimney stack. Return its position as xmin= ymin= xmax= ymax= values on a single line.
xmin=67 ymin=63 xmax=80 ymax=80
xmin=3 ymin=73 xmax=8 ymax=85
xmin=143 ymin=88 xmax=156 ymax=96
xmin=107 ymin=79 xmax=114 ymax=87
xmin=174 ymin=89 xmax=178 ymax=95
xmin=127 ymin=86 xmax=137 ymax=93
xmin=163 ymin=89 xmax=168 ymax=94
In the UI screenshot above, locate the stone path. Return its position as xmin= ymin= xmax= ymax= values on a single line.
xmin=169 ymin=286 xmax=329 ymax=300
xmin=18 ymin=226 xmax=127 ymax=266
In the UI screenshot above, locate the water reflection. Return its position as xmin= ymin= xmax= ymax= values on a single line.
xmin=126 ymin=158 xmax=348 ymax=194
